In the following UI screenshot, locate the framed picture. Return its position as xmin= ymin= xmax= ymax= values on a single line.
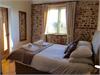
xmin=19 ymin=11 xmax=27 ymax=41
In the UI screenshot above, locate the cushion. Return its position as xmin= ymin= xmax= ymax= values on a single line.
xmin=64 ymin=39 xmax=79 ymax=54
xmin=70 ymin=46 xmax=92 ymax=58
xmin=68 ymin=57 xmax=93 ymax=65
xmin=64 ymin=43 xmax=77 ymax=58
xmin=77 ymin=41 xmax=92 ymax=49
xmin=64 ymin=42 xmax=73 ymax=54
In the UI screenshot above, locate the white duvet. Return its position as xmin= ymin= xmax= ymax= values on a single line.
xmin=31 ymin=44 xmax=94 ymax=74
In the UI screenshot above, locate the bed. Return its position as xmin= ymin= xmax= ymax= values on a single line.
xmin=7 ymin=31 xmax=100 ymax=74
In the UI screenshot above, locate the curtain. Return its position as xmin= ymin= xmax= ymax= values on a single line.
xmin=42 ymin=4 xmax=48 ymax=41
xmin=66 ymin=2 xmax=76 ymax=44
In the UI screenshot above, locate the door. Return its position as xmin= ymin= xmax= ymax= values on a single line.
xmin=0 ymin=7 xmax=9 ymax=55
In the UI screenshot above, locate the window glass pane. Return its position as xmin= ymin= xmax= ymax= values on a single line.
xmin=45 ymin=9 xmax=58 ymax=34
xmin=45 ymin=7 xmax=67 ymax=35
xmin=59 ymin=8 xmax=67 ymax=34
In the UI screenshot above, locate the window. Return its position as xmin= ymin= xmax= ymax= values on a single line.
xmin=45 ymin=7 xmax=67 ymax=35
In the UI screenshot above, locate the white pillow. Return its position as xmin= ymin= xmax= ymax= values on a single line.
xmin=68 ymin=57 xmax=93 ymax=65
xmin=22 ymin=43 xmax=39 ymax=51
xmin=70 ymin=46 xmax=92 ymax=58
xmin=77 ymin=41 xmax=91 ymax=49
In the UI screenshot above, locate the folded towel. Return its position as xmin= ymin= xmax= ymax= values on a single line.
xmin=22 ymin=43 xmax=40 ymax=52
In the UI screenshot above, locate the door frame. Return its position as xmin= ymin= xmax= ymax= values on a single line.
xmin=0 ymin=7 xmax=10 ymax=57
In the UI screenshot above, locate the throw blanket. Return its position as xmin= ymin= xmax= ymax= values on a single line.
xmin=7 ymin=48 xmax=34 ymax=64
xmin=7 ymin=43 xmax=53 ymax=65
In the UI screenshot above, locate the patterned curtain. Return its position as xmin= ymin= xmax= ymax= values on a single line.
xmin=66 ymin=2 xmax=76 ymax=44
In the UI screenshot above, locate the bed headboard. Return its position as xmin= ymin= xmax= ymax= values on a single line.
xmin=92 ymin=31 xmax=100 ymax=65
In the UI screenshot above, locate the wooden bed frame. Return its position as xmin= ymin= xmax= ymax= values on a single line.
xmin=15 ymin=60 xmax=50 ymax=74
xmin=2 ymin=60 xmax=50 ymax=74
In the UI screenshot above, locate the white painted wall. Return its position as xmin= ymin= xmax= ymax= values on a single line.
xmin=0 ymin=0 xmax=32 ymax=51
xmin=97 ymin=1 xmax=100 ymax=31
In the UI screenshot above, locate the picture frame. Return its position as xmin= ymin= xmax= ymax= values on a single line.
xmin=19 ymin=11 xmax=27 ymax=41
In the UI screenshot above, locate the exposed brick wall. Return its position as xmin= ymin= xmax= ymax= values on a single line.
xmin=46 ymin=35 xmax=67 ymax=45
xmin=31 ymin=4 xmax=44 ymax=42
xmin=31 ymin=1 xmax=99 ymax=44
xmin=74 ymin=1 xmax=99 ymax=41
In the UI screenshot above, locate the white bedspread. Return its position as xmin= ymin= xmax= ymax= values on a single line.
xmin=31 ymin=44 xmax=94 ymax=74
xmin=37 ymin=44 xmax=66 ymax=59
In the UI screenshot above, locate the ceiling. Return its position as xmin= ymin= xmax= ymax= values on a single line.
xmin=0 ymin=0 xmax=95 ymax=4
xmin=32 ymin=0 xmax=76 ymax=4
xmin=32 ymin=0 xmax=98 ymax=4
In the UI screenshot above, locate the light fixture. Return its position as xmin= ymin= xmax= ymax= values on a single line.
xmin=95 ymin=65 xmax=100 ymax=69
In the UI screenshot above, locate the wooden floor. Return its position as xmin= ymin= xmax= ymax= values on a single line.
xmin=1 ymin=50 xmax=16 ymax=75
xmin=2 ymin=59 xmax=16 ymax=75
